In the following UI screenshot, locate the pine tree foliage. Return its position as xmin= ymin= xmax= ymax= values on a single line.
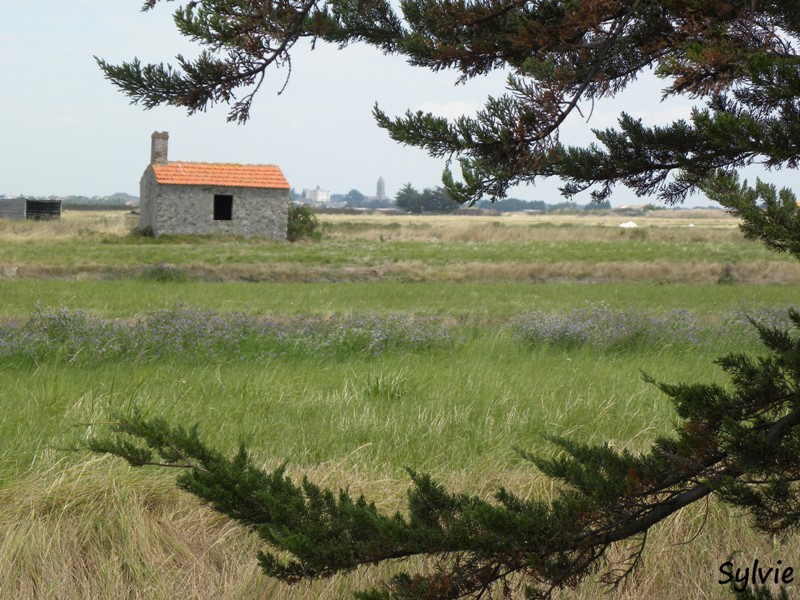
xmin=89 ymin=310 xmax=800 ymax=598
xmin=100 ymin=1 xmax=800 ymax=205
xmin=700 ymin=173 xmax=800 ymax=260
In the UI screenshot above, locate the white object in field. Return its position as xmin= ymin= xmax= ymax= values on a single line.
xmin=619 ymin=221 xmax=638 ymax=228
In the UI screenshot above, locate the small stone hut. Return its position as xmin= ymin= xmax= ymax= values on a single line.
xmin=139 ymin=132 xmax=290 ymax=237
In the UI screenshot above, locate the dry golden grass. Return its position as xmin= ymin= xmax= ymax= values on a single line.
xmin=2 ymin=457 xmax=792 ymax=600
xmin=0 ymin=209 xmax=739 ymax=245
xmin=320 ymin=209 xmax=739 ymax=229
xmin=0 ymin=210 xmax=135 ymax=240
xmin=313 ymin=259 xmax=798 ymax=285
xmin=6 ymin=207 xmax=788 ymax=285
xmin=318 ymin=211 xmax=746 ymax=247
xmin=9 ymin=259 xmax=798 ymax=285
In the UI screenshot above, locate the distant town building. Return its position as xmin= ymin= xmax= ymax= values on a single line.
xmin=303 ymin=186 xmax=331 ymax=204
xmin=139 ymin=132 xmax=290 ymax=237
xmin=359 ymin=176 xmax=391 ymax=206
xmin=376 ymin=176 xmax=386 ymax=200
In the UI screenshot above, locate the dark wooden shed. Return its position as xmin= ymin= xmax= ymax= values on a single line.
xmin=0 ymin=198 xmax=62 ymax=221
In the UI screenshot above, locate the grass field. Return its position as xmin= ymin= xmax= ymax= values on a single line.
xmin=1 ymin=209 xmax=799 ymax=599
xmin=1 ymin=209 xmax=798 ymax=284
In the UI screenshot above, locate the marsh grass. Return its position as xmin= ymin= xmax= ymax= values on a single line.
xmin=322 ymin=217 xmax=744 ymax=244
xmin=2 ymin=453 xmax=794 ymax=599
xmin=0 ymin=306 xmax=780 ymax=599
xmin=3 ymin=210 xmax=799 ymax=284
xmin=2 ymin=211 xmax=799 ymax=598
xmin=140 ymin=264 xmax=192 ymax=283
xmin=0 ymin=209 xmax=134 ymax=240
xmin=2 ymin=279 xmax=799 ymax=322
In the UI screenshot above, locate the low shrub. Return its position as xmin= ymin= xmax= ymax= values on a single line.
xmin=140 ymin=264 xmax=190 ymax=282
xmin=287 ymin=205 xmax=322 ymax=242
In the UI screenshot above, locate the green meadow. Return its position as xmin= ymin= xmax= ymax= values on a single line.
xmin=1 ymin=210 xmax=798 ymax=599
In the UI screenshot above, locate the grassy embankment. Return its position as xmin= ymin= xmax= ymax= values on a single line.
xmin=1 ymin=209 xmax=798 ymax=599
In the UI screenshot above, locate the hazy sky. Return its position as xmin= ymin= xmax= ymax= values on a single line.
xmin=0 ymin=2 xmax=789 ymax=205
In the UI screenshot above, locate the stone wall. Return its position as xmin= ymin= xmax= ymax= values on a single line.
xmin=139 ymin=168 xmax=289 ymax=238
xmin=139 ymin=168 xmax=158 ymax=233
xmin=0 ymin=198 xmax=26 ymax=220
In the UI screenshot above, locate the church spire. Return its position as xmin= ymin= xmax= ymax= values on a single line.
xmin=376 ymin=176 xmax=386 ymax=200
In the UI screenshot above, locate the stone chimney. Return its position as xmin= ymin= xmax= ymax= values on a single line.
xmin=150 ymin=131 xmax=169 ymax=165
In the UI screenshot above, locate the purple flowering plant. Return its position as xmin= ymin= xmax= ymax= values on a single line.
xmin=0 ymin=304 xmax=459 ymax=365
xmin=0 ymin=303 xmax=790 ymax=365
xmin=512 ymin=303 xmax=792 ymax=351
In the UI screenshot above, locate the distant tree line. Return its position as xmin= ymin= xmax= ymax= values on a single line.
xmin=306 ymin=185 xmax=615 ymax=213
xmin=392 ymin=184 xmax=613 ymax=214
xmin=394 ymin=184 xmax=460 ymax=213
xmin=475 ymin=197 xmax=612 ymax=213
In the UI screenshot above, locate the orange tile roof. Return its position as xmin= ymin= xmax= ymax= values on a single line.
xmin=152 ymin=162 xmax=289 ymax=189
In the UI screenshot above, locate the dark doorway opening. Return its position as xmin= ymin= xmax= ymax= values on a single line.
xmin=25 ymin=199 xmax=62 ymax=220
xmin=214 ymin=195 xmax=233 ymax=220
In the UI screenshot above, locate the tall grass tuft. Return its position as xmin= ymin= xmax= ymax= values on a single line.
xmin=140 ymin=264 xmax=190 ymax=283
